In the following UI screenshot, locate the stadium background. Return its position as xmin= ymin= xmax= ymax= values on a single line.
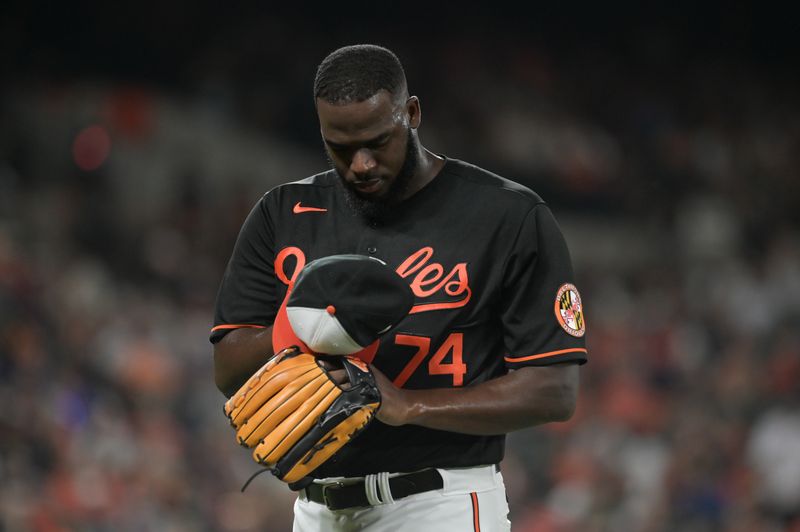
xmin=1 ymin=3 xmax=799 ymax=530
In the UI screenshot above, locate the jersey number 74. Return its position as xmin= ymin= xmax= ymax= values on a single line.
xmin=392 ymin=333 xmax=466 ymax=388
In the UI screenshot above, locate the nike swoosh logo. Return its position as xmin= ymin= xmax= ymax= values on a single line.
xmin=293 ymin=202 xmax=328 ymax=214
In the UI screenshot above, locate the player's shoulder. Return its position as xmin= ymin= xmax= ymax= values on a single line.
xmin=257 ymin=170 xmax=338 ymax=207
xmin=443 ymin=157 xmax=545 ymax=209
xmin=264 ymin=170 xmax=337 ymax=197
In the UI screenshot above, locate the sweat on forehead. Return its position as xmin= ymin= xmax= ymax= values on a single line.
xmin=314 ymin=44 xmax=408 ymax=105
xmin=317 ymin=91 xmax=407 ymax=140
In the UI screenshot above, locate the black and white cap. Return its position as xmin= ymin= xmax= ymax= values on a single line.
xmin=285 ymin=254 xmax=414 ymax=355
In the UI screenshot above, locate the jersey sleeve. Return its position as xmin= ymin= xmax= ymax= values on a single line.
xmin=210 ymin=195 xmax=277 ymax=343
xmin=501 ymin=204 xmax=588 ymax=368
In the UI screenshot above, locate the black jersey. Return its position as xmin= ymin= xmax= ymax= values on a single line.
xmin=211 ymin=157 xmax=587 ymax=477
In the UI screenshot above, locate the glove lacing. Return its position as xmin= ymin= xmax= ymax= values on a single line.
xmin=241 ymin=468 xmax=271 ymax=492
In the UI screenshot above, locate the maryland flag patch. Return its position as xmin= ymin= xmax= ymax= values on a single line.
xmin=554 ymin=283 xmax=585 ymax=337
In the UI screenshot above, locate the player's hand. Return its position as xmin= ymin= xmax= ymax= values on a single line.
xmin=224 ymin=348 xmax=381 ymax=483
xmin=370 ymin=364 xmax=412 ymax=426
xmin=317 ymin=357 xmax=350 ymax=387
xmin=320 ymin=358 xmax=407 ymax=424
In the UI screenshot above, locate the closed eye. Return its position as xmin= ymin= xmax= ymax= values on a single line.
xmin=364 ymin=135 xmax=390 ymax=150
xmin=324 ymin=133 xmax=391 ymax=153
xmin=325 ymin=141 xmax=350 ymax=153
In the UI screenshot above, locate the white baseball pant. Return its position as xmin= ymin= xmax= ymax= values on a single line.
xmin=293 ymin=464 xmax=511 ymax=532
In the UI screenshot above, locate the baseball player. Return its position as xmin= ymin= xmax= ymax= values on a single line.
xmin=211 ymin=44 xmax=587 ymax=531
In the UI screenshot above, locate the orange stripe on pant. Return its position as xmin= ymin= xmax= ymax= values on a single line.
xmin=470 ymin=492 xmax=480 ymax=532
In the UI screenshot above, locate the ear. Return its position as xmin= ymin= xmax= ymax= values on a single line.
xmin=406 ymin=96 xmax=421 ymax=129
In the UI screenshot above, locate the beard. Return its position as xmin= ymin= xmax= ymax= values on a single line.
xmin=331 ymin=128 xmax=420 ymax=223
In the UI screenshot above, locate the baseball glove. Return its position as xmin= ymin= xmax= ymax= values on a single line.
xmin=224 ymin=346 xmax=381 ymax=484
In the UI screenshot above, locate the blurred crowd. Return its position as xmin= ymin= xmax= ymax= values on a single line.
xmin=2 ymin=13 xmax=800 ymax=532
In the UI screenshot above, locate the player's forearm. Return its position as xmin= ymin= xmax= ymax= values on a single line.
xmin=213 ymin=326 xmax=275 ymax=397
xmin=376 ymin=364 xmax=579 ymax=435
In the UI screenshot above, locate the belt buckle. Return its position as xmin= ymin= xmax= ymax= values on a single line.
xmin=321 ymin=481 xmax=345 ymax=509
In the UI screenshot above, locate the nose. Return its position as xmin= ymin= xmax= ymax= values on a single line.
xmin=350 ymin=148 xmax=376 ymax=176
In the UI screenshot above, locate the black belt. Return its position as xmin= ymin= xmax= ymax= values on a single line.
xmin=303 ymin=469 xmax=444 ymax=511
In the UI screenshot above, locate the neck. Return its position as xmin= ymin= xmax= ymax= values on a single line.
xmin=401 ymin=145 xmax=445 ymax=201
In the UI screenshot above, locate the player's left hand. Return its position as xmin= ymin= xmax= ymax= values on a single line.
xmin=224 ymin=347 xmax=381 ymax=483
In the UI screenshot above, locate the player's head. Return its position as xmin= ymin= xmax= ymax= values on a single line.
xmin=314 ymin=44 xmax=422 ymax=220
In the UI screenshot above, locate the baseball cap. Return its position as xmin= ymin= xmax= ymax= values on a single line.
xmin=284 ymin=254 xmax=414 ymax=355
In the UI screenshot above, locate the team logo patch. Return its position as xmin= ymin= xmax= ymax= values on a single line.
xmin=554 ymin=283 xmax=585 ymax=337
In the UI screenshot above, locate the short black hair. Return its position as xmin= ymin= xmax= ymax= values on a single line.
xmin=314 ymin=44 xmax=407 ymax=105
